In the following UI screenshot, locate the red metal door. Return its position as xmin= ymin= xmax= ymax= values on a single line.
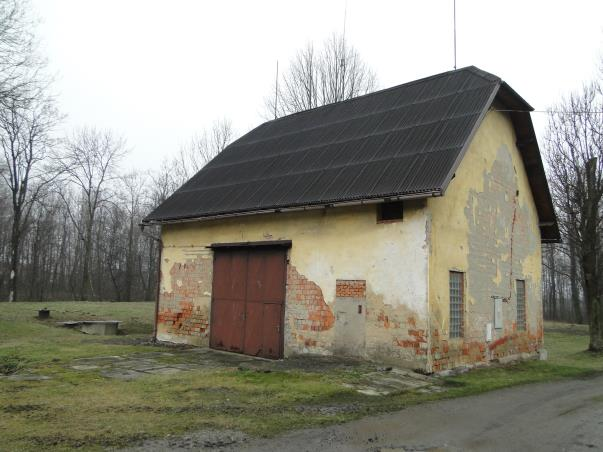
xmin=243 ymin=248 xmax=286 ymax=358
xmin=209 ymin=249 xmax=247 ymax=352
xmin=210 ymin=246 xmax=286 ymax=359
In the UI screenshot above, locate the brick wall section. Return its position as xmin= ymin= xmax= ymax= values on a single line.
xmin=157 ymin=254 xmax=212 ymax=345
xmin=158 ymin=301 xmax=209 ymax=336
xmin=336 ymin=280 xmax=366 ymax=298
xmin=364 ymin=300 xmax=429 ymax=366
xmin=285 ymin=265 xmax=335 ymax=354
xmin=430 ymin=321 xmax=544 ymax=372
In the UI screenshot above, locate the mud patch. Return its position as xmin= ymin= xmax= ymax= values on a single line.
xmin=2 ymin=403 xmax=44 ymax=413
xmin=123 ymin=430 xmax=248 ymax=451
xmin=294 ymin=404 xmax=361 ymax=416
xmin=30 ymin=432 xmax=151 ymax=449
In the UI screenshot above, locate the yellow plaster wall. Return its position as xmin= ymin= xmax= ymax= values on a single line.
xmin=427 ymin=110 xmax=543 ymax=371
xmin=158 ymin=201 xmax=431 ymax=365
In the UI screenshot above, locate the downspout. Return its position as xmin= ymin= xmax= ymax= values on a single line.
xmin=153 ymin=235 xmax=163 ymax=343
xmin=140 ymin=223 xmax=163 ymax=343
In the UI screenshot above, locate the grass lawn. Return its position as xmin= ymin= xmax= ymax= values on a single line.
xmin=1 ymin=302 xmax=602 ymax=451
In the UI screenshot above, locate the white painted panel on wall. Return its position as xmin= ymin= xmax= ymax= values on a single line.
xmin=494 ymin=298 xmax=503 ymax=329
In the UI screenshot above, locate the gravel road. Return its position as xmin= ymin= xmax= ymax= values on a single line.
xmin=127 ymin=374 xmax=603 ymax=452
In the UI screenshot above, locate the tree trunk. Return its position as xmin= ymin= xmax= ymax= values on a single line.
xmin=124 ymin=216 xmax=134 ymax=301
xmin=583 ymin=158 xmax=602 ymax=351
xmin=144 ymin=236 xmax=155 ymax=301
xmin=80 ymin=219 xmax=93 ymax=301
xmin=29 ymin=220 xmax=41 ymax=300
xmin=569 ymin=234 xmax=583 ymax=324
xmin=8 ymin=209 xmax=21 ymax=302
xmin=548 ymin=245 xmax=558 ymax=320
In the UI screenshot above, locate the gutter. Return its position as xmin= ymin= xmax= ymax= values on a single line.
xmin=142 ymin=190 xmax=443 ymax=226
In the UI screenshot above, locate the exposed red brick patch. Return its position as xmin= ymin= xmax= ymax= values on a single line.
xmin=376 ymin=311 xmax=401 ymax=329
xmin=407 ymin=316 xmax=417 ymax=328
xmin=394 ymin=326 xmax=428 ymax=355
xmin=158 ymin=256 xmax=211 ymax=339
xmin=304 ymin=338 xmax=317 ymax=347
xmin=408 ymin=329 xmax=427 ymax=342
xmin=395 ymin=339 xmax=419 ymax=348
xmin=335 ymin=280 xmax=366 ymax=298
xmin=158 ymin=301 xmax=209 ymax=336
xmin=430 ymin=322 xmax=544 ymax=371
xmin=488 ymin=324 xmax=543 ymax=358
xmin=287 ymin=265 xmax=334 ymax=333
xmin=378 ymin=311 xmax=390 ymax=328
xmin=488 ymin=336 xmax=508 ymax=351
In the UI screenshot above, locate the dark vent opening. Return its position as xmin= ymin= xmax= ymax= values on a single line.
xmin=377 ymin=201 xmax=404 ymax=222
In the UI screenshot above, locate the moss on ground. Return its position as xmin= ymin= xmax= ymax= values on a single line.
xmin=1 ymin=302 xmax=602 ymax=451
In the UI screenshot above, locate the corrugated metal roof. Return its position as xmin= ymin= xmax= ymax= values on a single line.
xmin=144 ymin=65 xmax=559 ymax=242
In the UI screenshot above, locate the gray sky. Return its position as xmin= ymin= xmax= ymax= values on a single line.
xmin=33 ymin=0 xmax=603 ymax=171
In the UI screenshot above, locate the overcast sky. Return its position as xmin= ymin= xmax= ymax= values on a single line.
xmin=33 ymin=0 xmax=603 ymax=171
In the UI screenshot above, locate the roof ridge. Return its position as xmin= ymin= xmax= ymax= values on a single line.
xmin=462 ymin=66 xmax=501 ymax=83
xmin=259 ymin=65 xmax=497 ymax=128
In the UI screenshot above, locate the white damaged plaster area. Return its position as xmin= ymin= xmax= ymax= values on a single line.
xmin=160 ymin=202 xmax=430 ymax=324
xmin=290 ymin=205 xmax=429 ymax=316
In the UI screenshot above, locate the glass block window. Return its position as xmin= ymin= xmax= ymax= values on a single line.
xmin=516 ymin=279 xmax=526 ymax=331
xmin=449 ymin=271 xmax=464 ymax=338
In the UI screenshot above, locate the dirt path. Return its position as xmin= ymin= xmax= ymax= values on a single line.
xmin=127 ymin=374 xmax=603 ymax=452
xmin=232 ymin=374 xmax=603 ymax=452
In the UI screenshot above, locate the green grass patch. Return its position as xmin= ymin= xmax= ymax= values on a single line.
xmin=0 ymin=352 xmax=26 ymax=375
xmin=1 ymin=303 xmax=602 ymax=451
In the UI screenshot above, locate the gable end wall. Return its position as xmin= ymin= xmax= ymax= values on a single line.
xmin=427 ymin=110 xmax=544 ymax=372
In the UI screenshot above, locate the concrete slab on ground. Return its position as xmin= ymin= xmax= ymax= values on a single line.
xmin=67 ymin=348 xmax=442 ymax=395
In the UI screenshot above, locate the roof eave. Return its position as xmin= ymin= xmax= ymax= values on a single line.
xmin=142 ymin=189 xmax=443 ymax=225
xmin=500 ymin=94 xmax=561 ymax=242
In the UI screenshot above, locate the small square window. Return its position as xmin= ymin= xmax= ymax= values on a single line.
xmin=377 ymin=201 xmax=404 ymax=222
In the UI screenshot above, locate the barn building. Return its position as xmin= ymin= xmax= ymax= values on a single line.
xmin=143 ymin=66 xmax=559 ymax=372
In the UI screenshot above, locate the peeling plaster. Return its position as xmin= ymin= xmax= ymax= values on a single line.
xmin=427 ymin=110 xmax=543 ymax=371
xmin=159 ymin=201 xmax=430 ymax=362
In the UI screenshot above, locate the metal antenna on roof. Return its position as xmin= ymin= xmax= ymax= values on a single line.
xmin=342 ymin=0 xmax=347 ymax=43
xmin=453 ymin=0 xmax=457 ymax=70
xmin=340 ymin=0 xmax=347 ymax=100
xmin=274 ymin=60 xmax=279 ymax=119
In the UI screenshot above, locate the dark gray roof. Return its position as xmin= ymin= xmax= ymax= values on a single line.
xmin=145 ymin=66 xmax=559 ymax=242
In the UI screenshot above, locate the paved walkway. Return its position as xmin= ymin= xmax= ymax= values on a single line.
xmin=69 ymin=348 xmax=440 ymax=395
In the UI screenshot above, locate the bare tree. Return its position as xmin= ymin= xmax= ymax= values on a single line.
xmin=267 ymin=33 xmax=377 ymax=117
xmin=57 ymin=127 xmax=127 ymax=300
xmin=0 ymin=0 xmax=46 ymax=110
xmin=149 ymin=158 xmax=180 ymax=206
xmin=119 ymin=171 xmax=146 ymax=301
xmin=0 ymin=93 xmax=59 ymax=301
xmin=172 ymin=118 xmax=233 ymax=184
xmin=319 ymin=34 xmax=377 ymax=104
xmin=544 ymin=81 xmax=603 ymax=351
xmin=277 ymin=43 xmax=320 ymax=114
